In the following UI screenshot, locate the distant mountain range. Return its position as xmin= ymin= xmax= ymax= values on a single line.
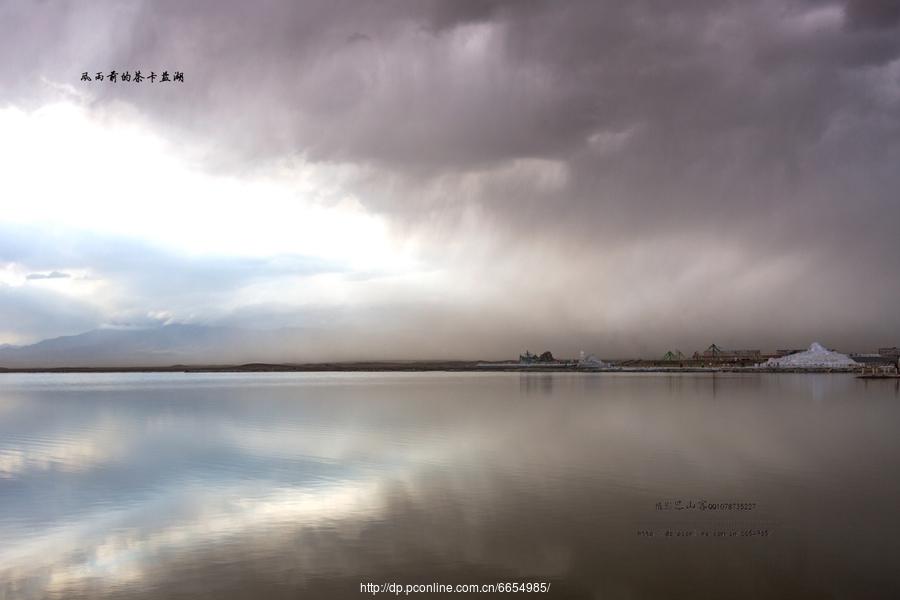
xmin=0 ymin=324 xmax=307 ymax=368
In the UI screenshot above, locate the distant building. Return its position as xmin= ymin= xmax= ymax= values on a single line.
xmin=519 ymin=350 xmax=557 ymax=365
xmin=519 ymin=351 xmax=538 ymax=364
xmin=851 ymin=353 xmax=895 ymax=366
xmin=701 ymin=343 xmax=724 ymax=357
xmin=695 ymin=344 xmax=760 ymax=360
xmin=776 ymin=348 xmax=805 ymax=357
xmin=730 ymin=349 xmax=762 ymax=358
xmin=878 ymin=347 xmax=900 ymax=357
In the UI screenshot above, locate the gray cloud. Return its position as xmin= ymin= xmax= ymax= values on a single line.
xmin=1 ymin=0 xmax=900 ymax=355
xmin=844 ymin=0 xmax=900 ymax=30
xmin=26 ymin=271 xmax=71 ymax=280
xmin=0 ymin=223 xmax=345 ymax=343
xmin=0 ymin=283 xmax=103 ymax=342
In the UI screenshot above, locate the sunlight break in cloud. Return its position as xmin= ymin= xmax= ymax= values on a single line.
xmin=0 ymin=102 xmax=414 ymax=271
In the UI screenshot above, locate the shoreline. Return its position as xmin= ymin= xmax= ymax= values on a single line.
xmin=0 ymin=362 xmax=870 ymax=374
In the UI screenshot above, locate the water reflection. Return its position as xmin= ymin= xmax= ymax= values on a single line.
xmin=1 ymin=373 xmax=899 ymax=599
xmin=519 ymin=373 xmax=555 ymax=396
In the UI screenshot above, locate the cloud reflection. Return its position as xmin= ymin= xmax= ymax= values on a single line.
xmin=1 ymin=373 xmax=899 ymax=599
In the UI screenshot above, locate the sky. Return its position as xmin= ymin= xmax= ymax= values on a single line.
xmin=1 ymin=0 xmax=899 ymax=359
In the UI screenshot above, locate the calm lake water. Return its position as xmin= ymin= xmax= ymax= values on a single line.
xmin=1 ymin=372 xmax=899 ymax=599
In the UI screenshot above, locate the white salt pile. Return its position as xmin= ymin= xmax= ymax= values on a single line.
xmin=578 ymin=353 xmax=609 ymax=368
xmin=762 ymin=343 xmax=859 ymax=368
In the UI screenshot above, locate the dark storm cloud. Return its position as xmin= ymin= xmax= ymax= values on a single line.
xmin=5 ymin=0 xmax=898 ymax=177
xmin=844 ymin=0 xmax=900 ymax=30
xmin=2 ymin=0 xmax=900 ymax=353
xmin=1 ymin=0 xmax=594 ymax=169
xmin=2 ymin=0 xmax=898 ymax=165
